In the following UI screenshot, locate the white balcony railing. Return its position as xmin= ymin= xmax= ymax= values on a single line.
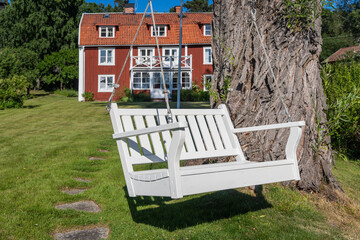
xmin=130 ymin=55 xmax=192 ymax=70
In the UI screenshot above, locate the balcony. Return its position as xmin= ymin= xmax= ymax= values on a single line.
xmin=130 ymin=55 xmax=192 ymax=70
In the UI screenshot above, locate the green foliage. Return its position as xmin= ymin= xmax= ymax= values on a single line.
xmin=322 ymin=61 xmax=360 ymax=158
xmin=205 ymin=76 xmax=231 ymax=103
xmin=54 ymin=89 xmax=78 ymax=98
xmin=183 ymin=0 xmax=213 ymax=12
xmin=0 ymin=75 xmax=28 ymax=109
xmin=82 ymin=91 xmax=94 ymax=101
xmin=0 ymin=0 xmax=83 ymax=58
xmin=37 ymin=49 xmax=78 ymax=90
xmin=79 ymin=0 xmax=124 ymax=14
xmin=172 ymin=84 xmax=210 ymax=102
xmin=0 ymin=47 xmax=39 ymax=89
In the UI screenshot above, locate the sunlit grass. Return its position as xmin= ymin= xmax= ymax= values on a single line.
xmin=0 ymin=94 xmax=353 ymax=239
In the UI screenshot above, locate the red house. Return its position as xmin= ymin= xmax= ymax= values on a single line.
xmin=78 ymin=4 xmax=213 ymax=101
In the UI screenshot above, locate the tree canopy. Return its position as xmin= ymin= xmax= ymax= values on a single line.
xmin=183 ymin=0 xmax=213 ymax=12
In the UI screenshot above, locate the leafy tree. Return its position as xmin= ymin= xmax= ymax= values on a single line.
xmin=37 ymin=49 xmax=78 ymax=90
xmin=0 ymin=0 xmax=83 ymax=58
xmin=183 ymin=0 xmax=213 ymax=12
xmin=169 ymin=6 xmax=176 ymax=12
xmin=0 ymin=75 xmax=28 ymax=109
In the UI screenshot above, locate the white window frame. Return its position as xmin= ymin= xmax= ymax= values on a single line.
xmin=172 ymin=72 xmax=192 ymax=90
xmin=98 ymin=48 xmax=115 ymax=66
xmin=98 ymin=74 xmax=115 ymax=92
xmin=151 ymin=25 xmax=167 ymax=37
xmin=203 ymin=74 xmax=213 ymax=91
xmin=132 ymin=72 xmax=151 ymax=90
xmin=137 ymin=47 xmax=155 ymax=65
xmin=204 ymin=24 xmax=211 ymax=36
xmin=203 ymin=47 xmax=213 ymax=65
xmin=99 ymin=26 xmax=115 ymax=38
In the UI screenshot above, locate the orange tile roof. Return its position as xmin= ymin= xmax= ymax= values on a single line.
xmin=79 ymin=12 xmax=213 ymax=46
xmin=325 ymin=45 xmax=360 ymax=63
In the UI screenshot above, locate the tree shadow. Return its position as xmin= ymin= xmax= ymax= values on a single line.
xmin=23 ymin=105 xmax=40 ymax=109
xmin=125 ymin=186 xmax=272 ymax=231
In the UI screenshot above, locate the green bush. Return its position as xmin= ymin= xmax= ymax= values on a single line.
xmin=0 ymin=75 xmax=28 ymax=109
xmin=54 ymin=89 xmax=78 ymax=97
xmin=133 ymin=92 xmax=151 ymax=102
xmin=82 ymin=91 xmax=94 ymax=102
xmin=322 ymin=61 xmax=360 ymax=159
xmin=117 ymin=88 xmax=150 ymax=102
xmin=172 ymin=87 xmax=210 ymax=102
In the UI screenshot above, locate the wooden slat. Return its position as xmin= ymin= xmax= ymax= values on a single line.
xmin=214 ymin=115 xmax=233 ymax=149
xmin=159 ymin=116 xmax=172 ymax=154
xmin=233 ymin=121 xmax=306 ymax=133
xmin=187 ymin=115 xmax=205 ymax=152
xmin=117 ymin=108 xmax=224 ymax=116
xmin=205 ymin=115 xmax=224 ymax=150
xmin=121 ymin=116 xmax=141 ymax=157
xmin=196 ymin=115 xmax=215 ymax=151
xmin=177 ymin=115 xmax=196 ymax=153
xmin=134 ymin=116 xmax=153 ymax=156
xmin=145 ymin=115 xmax=165 ymax=159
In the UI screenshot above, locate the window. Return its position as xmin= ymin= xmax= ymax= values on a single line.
xmin=203 ymin=47 xmax=212 ymax=64
xmin=153 ymin=72 xmax=170 ymax=89
xmin=203 ymin=74 xmax=213 ymax=91
xmin=133 ymin=72 xmax=150 ymax=89
xmin=99 ymin=26 xmax=115 ymax=38
xmin=138 ymin=48 xmax=154 ymax=64
xmin=99 ymin=48 xmax=115 ymax=65
xmin=204 ymin=24 xmax=211 ymax=36
xmin=151 ymin=25 xmax=167 ymax=37
xmin=172 ymin=72 xmax=191 ymax=89
xmin=98 ymin=75 xmax=114 ymax=92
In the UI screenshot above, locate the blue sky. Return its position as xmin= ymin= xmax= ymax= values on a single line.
xmin=92 ymin=0 xmax=213 ymax=13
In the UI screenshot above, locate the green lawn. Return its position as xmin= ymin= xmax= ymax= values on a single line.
xmin=0 ymin=94 xmax=357 ymax=239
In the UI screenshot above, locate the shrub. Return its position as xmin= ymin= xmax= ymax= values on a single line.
xmin=322 ymin=61 xmax=360 ymax=159
xmin=55 ymin=89 xmax=78 ymax=97
xmin=82 ymin=91 xmax=94 ymax=102
xmin=172 ymin=88 xmax=210 ymax=102
xmin=133 ymin=92 xmax=151 ymax=102
xmin=0 ymin=75 xmax=28 ymax=109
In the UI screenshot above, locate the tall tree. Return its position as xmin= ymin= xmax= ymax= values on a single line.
xmin=212 ymin=0 xmax=341 ymax=192
xmin=184 ymin=0 xmax=213 ymax=12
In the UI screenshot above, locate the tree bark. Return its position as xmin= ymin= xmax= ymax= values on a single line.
xmin=212 ymin=0 xmax=341 ymax=192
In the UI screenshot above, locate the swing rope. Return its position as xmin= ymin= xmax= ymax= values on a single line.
xmin=248 ymin=0 xmax=292 ymax=122
xmin=106 ymin=0 xmax=173 ymax=123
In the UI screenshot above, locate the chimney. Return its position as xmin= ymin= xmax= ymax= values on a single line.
xmin=124 ymin=3 xmax=135 ymax=14
xmin=175 ymin=6 xmax=181 ymax=13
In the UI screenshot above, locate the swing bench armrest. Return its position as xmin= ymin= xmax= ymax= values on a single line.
xmin=233 ymin=121 xmax=305 ymax=133
xmin=112 ymin=122 xmax=188 ymax=139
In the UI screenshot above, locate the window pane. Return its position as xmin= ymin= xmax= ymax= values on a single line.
xmin=101 ymin=28 xmax=107 ymax=37
xmin=205 ymin=48 xmax=212 ymax=63
xmin=107 ymin=27 xmax=113 ymax=37
xmin=182 ymin=73 xmax=190 ymax=88
xmin=100 ymin=77 xmax=106 ymax=89
xmin=172 ymin=73 xmax=178 ymax=89
xmin=205 ymin=25 xmax=211 ymax=35
xmin=107 ymin=50 xmax=112 ymax=63
xmin=142 ymin=73 xmax=150 ymax=89
xmin=153 ymin=73 xmax=161 ymax=89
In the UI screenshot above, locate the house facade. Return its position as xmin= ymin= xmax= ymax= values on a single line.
xmin=78 ymin=4 xmax=213 ymax=101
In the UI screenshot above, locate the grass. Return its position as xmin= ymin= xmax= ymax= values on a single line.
xmin=0 ymin=93 xmax=358 ymax=239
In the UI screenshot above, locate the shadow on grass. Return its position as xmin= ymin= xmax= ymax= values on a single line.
xmin=91 ymin=101 xmax=210 ymax=109
xmin=125 ymin=186 xmax=272 ymax=231
xmin=23 ymin=105 xmax=40 ymax=109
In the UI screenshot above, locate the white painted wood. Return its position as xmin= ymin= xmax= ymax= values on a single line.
xmin=218 ymin=104 xmax=247 ymax=162
xmin=145 ymin=115 xmax=165 ymax=158
xmin=109 ymin=103 xmax=304 ymax=199
xmin=233 ymin=121 xmax=306 ymax=133
xmin=109 ymin=103 xmax=135 ymax=196
xmin=113 ymin=121 xmax=187 ymax=139
xmin=205 ymin=115 xmax=224 ymax=150
xmin=78 ymin=46 xmax=85 ymax=102
xmin=167 ymin=129 xmax=186 ymax=199
xmin=177 ymin=115 xmax=196 ymax=152
xmin=159 ymin=116 xmax=172 ymax=154
xmin=196 ymin=115 xmax=215 ymax=151
xmin=121 ymin=116 xmax=141 ymax=157
xmin=187 ymin=115 xmax=205 ymax=151
xmin=134 ymin=116 xmax=153 ymax=155
xmin=214 ymin=115 xmax=233 ymax=149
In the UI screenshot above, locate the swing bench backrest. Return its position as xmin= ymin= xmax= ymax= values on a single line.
xmin=110 ymin=103 xmax=305 ymax=199
xmin=110 ymin=103 xmax=244 ymax=165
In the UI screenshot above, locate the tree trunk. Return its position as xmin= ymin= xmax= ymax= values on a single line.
xmin=212 ymin=0 xmax=341 ymax=192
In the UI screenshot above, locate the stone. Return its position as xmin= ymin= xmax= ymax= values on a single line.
xmin=55 ymin=201 xmax=101 ymax=213
xmin=97 ymin=149 xmax=109 ymax=153
xmin=54 ymin=227 xmax=109 ymax=240
xmin=89 ymin=157 xmax=105 ymax=161
xmin=61 ymin=188 xmax=88 ymax=195
xmin=74 ymin=178 xmax=92 ymax=183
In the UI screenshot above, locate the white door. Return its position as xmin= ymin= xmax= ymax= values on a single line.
xmin=163 ymin=48 xmax=179 ymax=68
xmin=151 ymin=72 xmax=171 ymax=99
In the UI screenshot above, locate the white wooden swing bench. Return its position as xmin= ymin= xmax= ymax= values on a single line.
xmin=110 ymin=103 xmax=305 ymax=199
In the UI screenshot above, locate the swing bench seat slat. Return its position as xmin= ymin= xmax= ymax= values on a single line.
xmin=109 ymin=103 xmax=305 ymax=199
